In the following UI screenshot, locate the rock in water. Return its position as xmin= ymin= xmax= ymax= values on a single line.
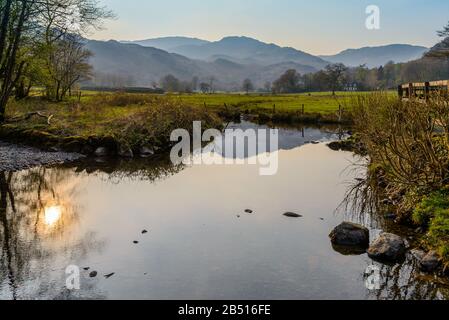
xmin=89 ymin=271 xmax=98 ymax=278
xmin=283 ymin=212 xmax=303 ymax=218
xmin=329 ymin=222 xmax=370 ymax=247
xmin=140 ymin=146 xmax=155 ymax=158
xmin=118 ymin=144 xmax=134 ymax=158
xmin=410 ymin=249 xmax=426 ymax=262
xmin=244 ymin=209 xmax=253 ymax=214
xmin=368 ymin=233 xmax=406 ymax=263
xmin=94 ymin=147 xmax=108 ymax=157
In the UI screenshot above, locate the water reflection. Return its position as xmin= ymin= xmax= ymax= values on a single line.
xmin=0 ymin=124 xmax=447 ymax=300
xmin=44 ymin=205 xmax=62 ymax=227
xmin=0 ymin=169 xmax=105 ymax=299
xmin=341 ymin=161 xmax=449 ymax=300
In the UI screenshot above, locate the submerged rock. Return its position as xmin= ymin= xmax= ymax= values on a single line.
xmin=368 ymin=233 xmax=406 ymax=263
xmin=89 ymin=271 xmax=98 ymax=278
xmin=118 ymin=144 xmax=134 ymax=158
xmin=94 ymin=147 xmax=109 ymax=157
xmin=329 ymin=222 xmax=370 ymax=247
xmin=332 ymin=244 xmax=368 ymax=256
xmin=140 ymin=146 xmax=155 ymax=157
xmin=283 ymin=212 xmax=303 ymax=218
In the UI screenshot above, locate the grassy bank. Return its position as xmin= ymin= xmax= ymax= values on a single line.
xmin=0 ymin=91 xmax=376 ymax=156
xmin=1 ymin=94 xmax=221 ymax=157
xmin=352 ymin=93 xmax=449 ymax=268
xmin=176 ymin=91 xmax=360 ymax=113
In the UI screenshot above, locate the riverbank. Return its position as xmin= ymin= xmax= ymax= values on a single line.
xmin=0 ymin=93 xmax=357 ymax=157
xmin=0 ymin=141 xmax=83 ymax=171
xmin=1 ymin=94 xmax=222 ymax=157
xmin=349 ymin=93 xmax=449 ymax=272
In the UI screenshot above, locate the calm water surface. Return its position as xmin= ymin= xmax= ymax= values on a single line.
xmin=0 ymin=123 xmax=448 ymax=300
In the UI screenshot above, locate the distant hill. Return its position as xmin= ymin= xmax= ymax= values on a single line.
xmin=85 ymin=40 xmax=320 ymax=90
xmin=170 ymin=36 xmax=329 ymax=69
xmin=123 ymin=36 xmax=210 ymax=52
xmin=85 ymin=38 xmax=429 ymax=91
xmin=320 ymin=44 xmax=428 ymax=68
xmin=86 ymin=40 xmax=203 ymax=86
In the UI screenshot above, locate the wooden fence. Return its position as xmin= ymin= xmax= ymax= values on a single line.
xmin=398 ymin=80 xmax=449 ymax=100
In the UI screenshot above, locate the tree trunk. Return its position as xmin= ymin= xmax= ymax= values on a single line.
xmin=0 ymin=0 xmax=13 ymax=64
xmin=0 ymin=0 xmax=28 ymax=123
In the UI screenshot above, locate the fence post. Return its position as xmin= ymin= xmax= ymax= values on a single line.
xmin=409 ymin=83 xmax=414 ymax=99
xmin=425 ymin=82 xmax=430 ymax=101
xmin=398 ymin=85 xmax=403 ymax=100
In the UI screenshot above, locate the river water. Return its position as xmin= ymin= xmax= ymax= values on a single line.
xmin=0 ymin=122 xmax=448 ymax=300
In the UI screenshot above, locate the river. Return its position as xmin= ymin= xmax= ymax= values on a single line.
xmin=0 ymin=122 xmax=448 ymax=300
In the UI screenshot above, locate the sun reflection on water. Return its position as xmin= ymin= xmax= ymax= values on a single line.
xmin=44 ymin=205 xmax=62 ymax=227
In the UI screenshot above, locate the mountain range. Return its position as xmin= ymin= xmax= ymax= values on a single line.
xmin=85 ymin=36 xmax=428 ymax=90
xmin=320 ymin=44 xmax=428 ymax=68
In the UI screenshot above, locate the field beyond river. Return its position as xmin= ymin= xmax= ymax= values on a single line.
xmin=0 ymin=91 xmax=381 ymax=157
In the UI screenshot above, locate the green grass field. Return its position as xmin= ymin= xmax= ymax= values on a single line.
xmin=167 ymin=91 xmax=385 ymax=114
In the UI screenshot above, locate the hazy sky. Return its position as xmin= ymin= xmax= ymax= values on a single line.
xmin=92 ymin=0 xmax=449 ymax=55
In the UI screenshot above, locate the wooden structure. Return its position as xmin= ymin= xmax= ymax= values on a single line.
xmin=398 ymin=80 xmax=449 ymax=100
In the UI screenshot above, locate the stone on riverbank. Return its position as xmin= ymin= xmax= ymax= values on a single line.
xmin=329 ymin=222 xmax=370 ymax=247
xmin=368 ymin=233 xmax=406 ymax=263
xmin=411 ymin=249 xmax=441 ymax=273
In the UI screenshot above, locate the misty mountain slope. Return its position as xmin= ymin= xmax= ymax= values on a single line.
xmin=85 ymin=40 xmax=321 ymax=90
xmin=249 ymin=62 xmax=317 ymax=86
xmin=123 ymin=36 xmax=210 ymax=52
xmin=171 ymin=36 xmax=329 ymax=69
xmin=321 ymin=44 xmax=428 ymax=67
xmin=86 ymin=40 xmax=205 ymax=85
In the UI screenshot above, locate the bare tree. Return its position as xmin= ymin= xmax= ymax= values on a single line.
xmin=47 ymin=34 xmax=92 ymax=101
xmin=242 ymin=78 xmax=254 ymax=94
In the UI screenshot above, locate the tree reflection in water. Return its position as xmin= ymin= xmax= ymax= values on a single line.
xmin=0 ymin=168 xmax=106 ymax=299
xmin=0 ymin=157 xmax=184 ymax=300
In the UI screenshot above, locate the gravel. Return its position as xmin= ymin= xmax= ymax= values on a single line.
xmin=0 ymin=140 xmax=83 ymax=171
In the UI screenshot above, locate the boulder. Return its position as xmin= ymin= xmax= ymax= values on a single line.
xmin=420 ymin=251 xmax=441 ymax=273
xmin=94 ymin=147 xmax=109 ymax=157
xmin=118 ymin=144 xmax=134 ymax=158
xmin=329 ymin=222 xmax=370 ymax=247
xmin=283 ymin=212 xmax=303 ymax=218
xmin=140 ymin=145 xmax=155 ymax=158
xmin=368 ymin=233 xmax=406 ymax=263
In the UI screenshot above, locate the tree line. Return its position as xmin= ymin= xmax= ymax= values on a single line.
xmin=0 ymin=0 xmax=112 ymax=122
xmin=243 ymin=23 xmax=449 ymax=95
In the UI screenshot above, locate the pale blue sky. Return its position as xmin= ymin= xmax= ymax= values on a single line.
xmin=92 ymin=0 xmax=449 ymax=55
